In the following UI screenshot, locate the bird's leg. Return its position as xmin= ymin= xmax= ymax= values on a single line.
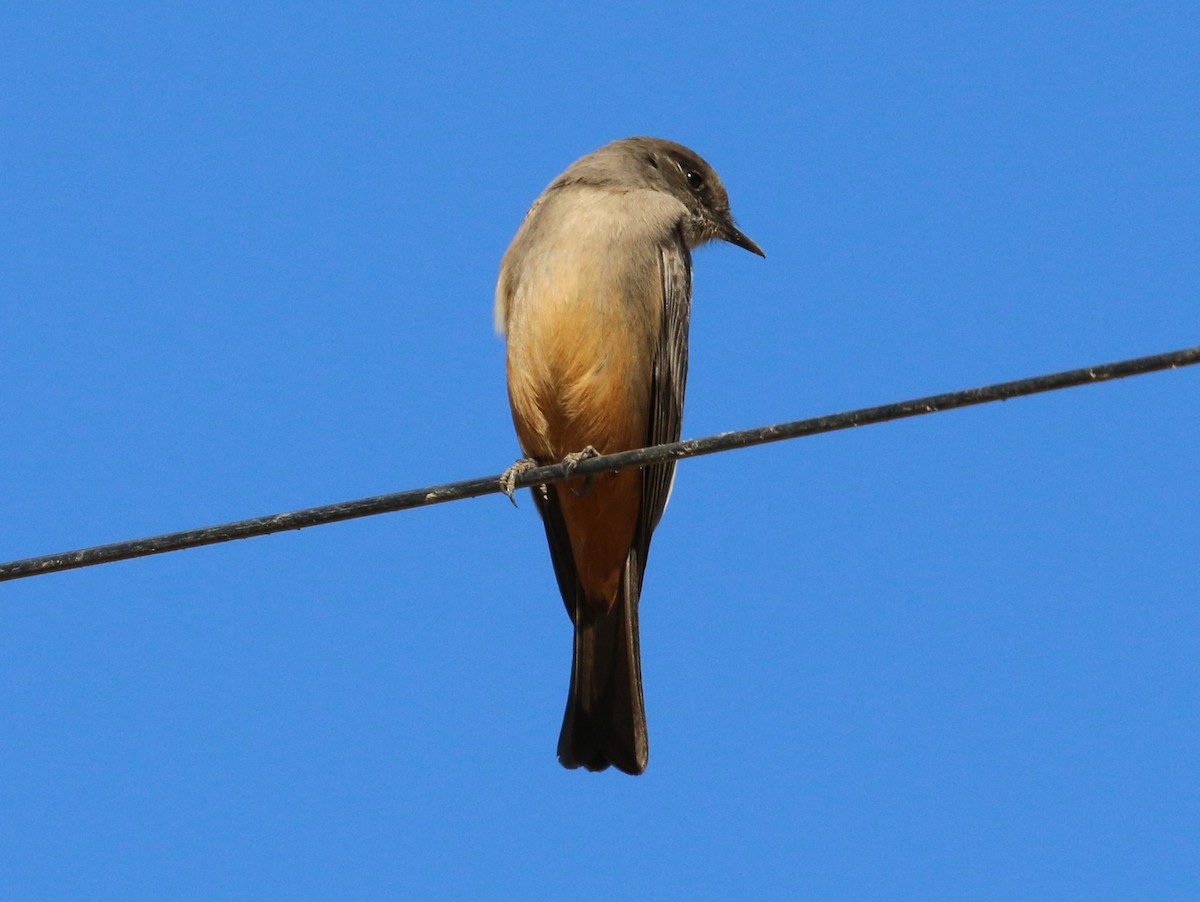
xmin=499 ymin=457 xmax=538 ymax=506
xmin=562 ymin=445 xmax=600 ymax=497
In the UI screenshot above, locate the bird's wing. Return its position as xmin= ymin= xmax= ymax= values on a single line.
xmin=635 ymin=231 xmax=693 ymax=568
xmin=531 ymin=484 xmax=582 ymax=619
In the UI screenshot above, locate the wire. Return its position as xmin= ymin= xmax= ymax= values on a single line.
xmin=2 ymin=344 xmax=1197 ymax=583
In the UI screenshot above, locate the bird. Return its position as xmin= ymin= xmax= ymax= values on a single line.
xmin=495 ymin=137 xmax=763 ymax=774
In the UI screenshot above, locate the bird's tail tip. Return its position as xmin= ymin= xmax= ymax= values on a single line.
xmin=557 ymin=584 xmax=648 ymax=776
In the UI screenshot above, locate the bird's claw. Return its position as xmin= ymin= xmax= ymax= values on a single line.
xmin=499 ymin=458 xmax=538 ymax=506
xmin=562 ymin=445 xmax=600 ymax=496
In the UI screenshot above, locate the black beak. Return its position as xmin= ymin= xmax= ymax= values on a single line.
xmin=720 ymin=221 xmax=765 ymax=257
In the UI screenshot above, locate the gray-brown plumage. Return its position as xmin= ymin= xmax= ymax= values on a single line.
xmin=495 ymin=137 xmax=763 ymax=774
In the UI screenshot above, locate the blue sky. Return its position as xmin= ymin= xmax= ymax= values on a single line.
xmin=3 ymin=3 xmax=1198 ymax=898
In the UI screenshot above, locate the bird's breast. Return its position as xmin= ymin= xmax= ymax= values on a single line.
xmin=501 ymin=188 xmax=680 ymax=461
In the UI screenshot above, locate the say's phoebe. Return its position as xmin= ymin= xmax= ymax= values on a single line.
xmin=495 ymin=137 xmax=763 ymax=775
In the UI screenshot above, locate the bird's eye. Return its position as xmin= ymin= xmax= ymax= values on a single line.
xmin=685 ymin=170 xmax=704 ymax=189
xmin=646 ymin=154 xmax=659 ymax=170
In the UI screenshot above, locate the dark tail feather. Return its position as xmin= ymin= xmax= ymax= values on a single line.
xmin=557 ymin=558 xmax=648 ymax=775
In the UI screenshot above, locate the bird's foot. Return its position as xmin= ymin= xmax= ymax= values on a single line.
xmin=499 ymin=457 xmax=538 ymax=506
xmin=562 ymin=445 xmax=600 ymax=496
